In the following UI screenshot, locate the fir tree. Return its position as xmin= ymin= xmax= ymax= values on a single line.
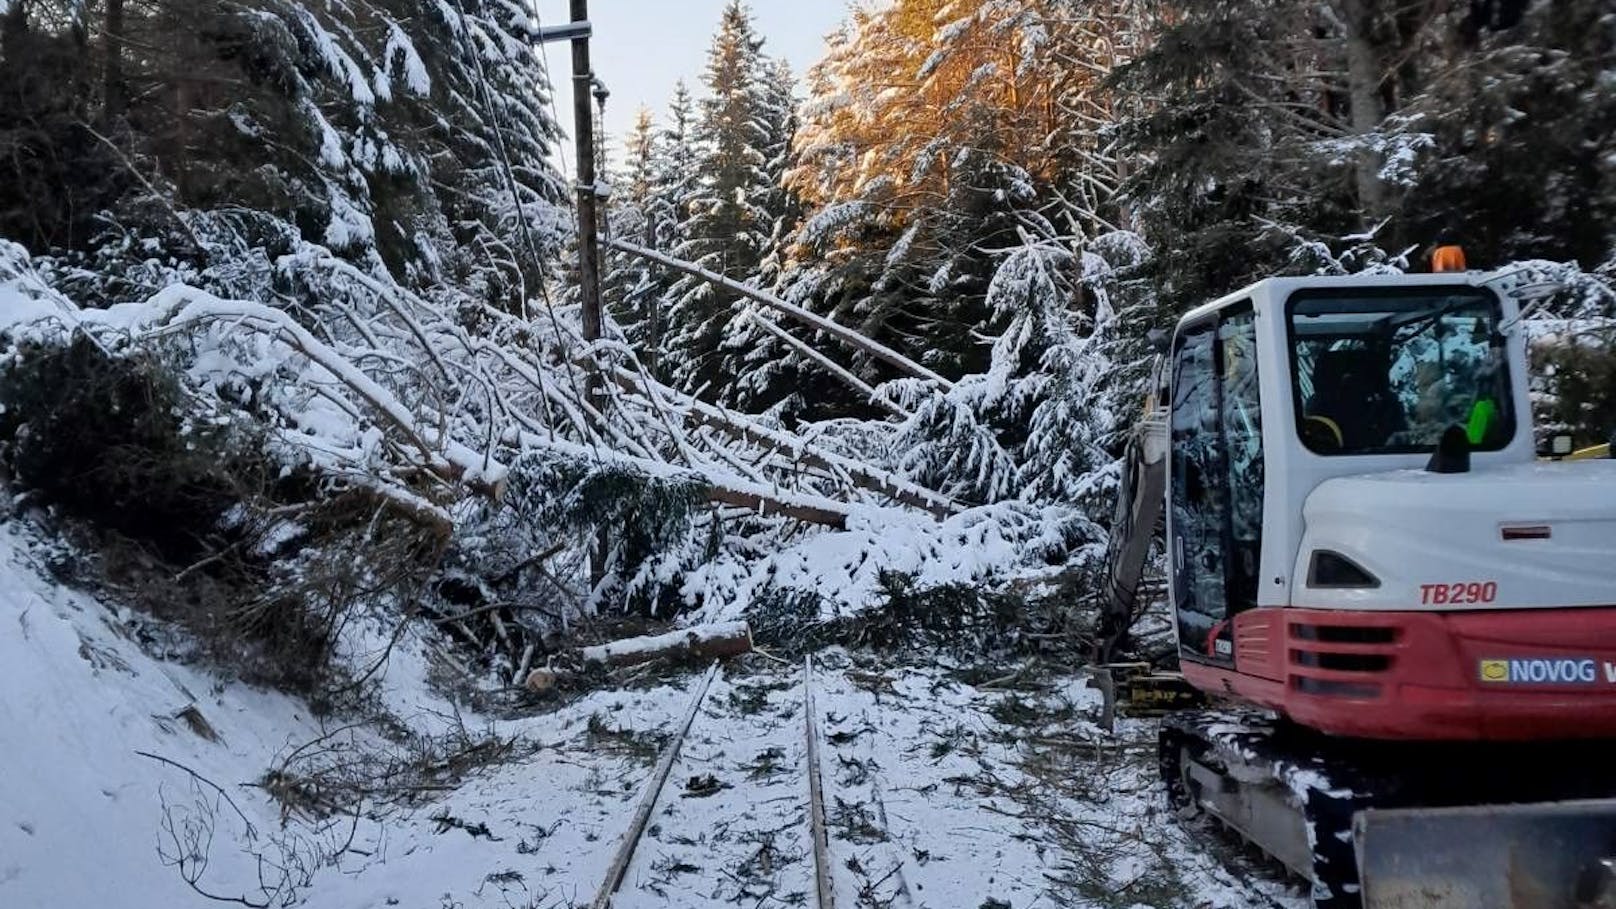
xmin=719 ymin=56 xmax=810 ymax=413
xmin=782 ymin=0 xmax=1088 ymax=393
xmin=1112 ymin=0 xmax=1544 ymax=307
xmin=623 ymin=107 xmax=657 ymax=208
xmin=0 ymin=0 xmax=567 ymax=314
xmin=601 ymin=106 xmax=659 ymax=350
xmin=615 ymin=82 xmax=704 ymax=382
xmin=1399 ymin=0 xmax=1616 ymax=268
xmin=755 ymin=57 xmax=802 ymax=275
xmin=653 ymin=80 xmax=701 ymax=252
xmin=665 ymin=0 xmax=774 ymax=398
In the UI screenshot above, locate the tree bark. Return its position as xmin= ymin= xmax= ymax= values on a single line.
xmin=706 ymin=486 xmax=848 ymax=529
xmin=578 ymin=621 xmax=754 ymax=668
xmin=103 ymin=0 xmax=126 ymax=122
xmin=1340 ymin=0 xmax=1388 ymax=221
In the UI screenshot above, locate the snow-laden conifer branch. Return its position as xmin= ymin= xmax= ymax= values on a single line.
xmin=0 ymin=240 xmax=949 ymax=544
xmin=601 ymin=365 xmax=964 ymax=518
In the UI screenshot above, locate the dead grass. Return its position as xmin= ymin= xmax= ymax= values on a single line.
xmin=257 ymin=716 xmax=526 ymax=823
xmin=584 ymin=712 xmax=669 ymax=765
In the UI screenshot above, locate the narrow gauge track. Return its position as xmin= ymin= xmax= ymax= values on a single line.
xmin=589 ymin=661 xmax=722 ymax=909
xmin=586 ymin=656 xmax=913 ymax=909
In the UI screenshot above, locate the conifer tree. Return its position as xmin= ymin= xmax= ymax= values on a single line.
xmin=0 ymin=0 xmax=567 ymax=314
xmin=623 ymin=107 xmax=657 ymax=208
xmin=653 ymin=81 xmax=701 ymax=252
xmin=719 ymin=56 xmax=811 ymax=413
xmin=664 ymin=0 xmax=774 ymax=397
xmin=783 ymin=0 xmax=1080 ymax=389
xmin=619 ymin=82 xmax=704 ymax=381
xmin=602 ymin=108 xmax=659 ymax=350
xmin=1399 ymin=0 xmax=1616 ymax=268
xmin=1112 ymin=0 xmax=1538 ymax=307
xmin=755 ymin=57 xmax=802 ymax=274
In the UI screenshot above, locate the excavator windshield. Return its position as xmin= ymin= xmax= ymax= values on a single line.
xmin=1288 ymin=287 xmax=1515 ymax=455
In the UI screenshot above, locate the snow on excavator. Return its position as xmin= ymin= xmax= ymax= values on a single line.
xmin=1099 ymin=256 xmax=1616 ymax=908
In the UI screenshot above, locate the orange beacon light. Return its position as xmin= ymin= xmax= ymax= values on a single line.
xmin=1431 ymin=242 xmax=1467 ymax=273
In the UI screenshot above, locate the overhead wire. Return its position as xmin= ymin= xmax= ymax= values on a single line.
xmin=447 ymin=0 xmax=596 ymax=450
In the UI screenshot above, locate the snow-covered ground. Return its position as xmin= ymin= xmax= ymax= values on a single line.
xmin=0 ymin=520 xmax=1300 ymax=909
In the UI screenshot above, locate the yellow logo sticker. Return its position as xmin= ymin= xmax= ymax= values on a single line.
xmin=1479 ymin=660 xmax=1509 ymax=683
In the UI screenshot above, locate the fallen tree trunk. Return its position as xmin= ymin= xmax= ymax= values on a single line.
xmin=608 ymin=238 xmax=954 ymax=390
xmin=605 ymin=366 xmax=961 ymax=519
xmin=706 ymin=486 xmax=848 ymax=529
xmin=580 ymin=621 xmax=754 ymax=669
xmin=742 ymin=309 xmax=909 ymax=418
xmin=526 ymin=432 xmax=853 ymax=529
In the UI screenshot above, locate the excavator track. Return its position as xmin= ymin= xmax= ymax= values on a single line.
xmin=1160 ymin=711 xmax=1370 ymax=907
xmin=1161 ymin=710 xmax=1616 ymax=908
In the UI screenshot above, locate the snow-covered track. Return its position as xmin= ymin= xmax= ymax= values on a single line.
xmin=590 ymin=662 xmax=722 ymax=909
xmin=593 ymin=661 xmax=826 ymax=908
xmin=812 ymin=667 xmax=928 ymax=909
xmin=804 ymin=656 xmax=837 ymax=909
xmin=589 ymin=657 xmax=891 ymax=909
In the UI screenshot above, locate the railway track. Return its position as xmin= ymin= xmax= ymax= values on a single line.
xmin=586 ymin=656 xmax=913 ymax=909
xmin=563 ymin=655 xmax=1298 ymax=909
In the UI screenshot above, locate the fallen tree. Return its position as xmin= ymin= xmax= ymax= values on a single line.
xmin=579 ymin=620 xmax=754 ymax=668
xmin=0 ymin=237 xmax=967 ymax=635
xmin=741 ymin=308 xmax=910 ymax=418
xmin=605 ymin=365 xmax=962 ymax=519
xmin=523 ymin=621 xmax=754 ymax=690
xmin=608 ymin=238 xmax=955 ymax=391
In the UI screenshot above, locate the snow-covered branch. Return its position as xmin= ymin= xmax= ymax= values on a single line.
xmin=607 ymin=238 xmax=955 ymax=390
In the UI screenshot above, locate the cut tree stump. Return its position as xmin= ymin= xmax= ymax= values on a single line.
xmin=579 ymin=621 xmax=754 ymax=669
xmin=524 ymin=667 xmax=567 ymax=693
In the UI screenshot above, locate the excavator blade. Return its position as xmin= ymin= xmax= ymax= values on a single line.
xmin=1353 ymin=798 xmax=1616 ymax=908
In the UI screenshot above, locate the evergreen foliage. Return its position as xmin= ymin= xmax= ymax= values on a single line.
xmin=507 ymin=450 xmax=710 ymax=615
xmin=0 ymin=338 xmax=258 ymax=561
xmin=0 ymin=0 xmax=567 ymax=311
xmin=717 ymin=57 xmax=810 ymax=414
xmin=661 ymin=1 xmax=774 ymax=397
xmin=1116 ymin=0 xmax=1616 ymax=311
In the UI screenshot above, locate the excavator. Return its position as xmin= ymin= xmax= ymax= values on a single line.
xmin=1098 ymin=253 xmax=1616 ymax=908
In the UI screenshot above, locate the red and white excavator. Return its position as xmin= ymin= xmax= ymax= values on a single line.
xmin=1100 ymin=253 xmax=1616 ymax=908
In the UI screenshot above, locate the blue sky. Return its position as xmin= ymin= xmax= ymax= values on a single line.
xmin=532 ymin=1 xmax=852 ymax=172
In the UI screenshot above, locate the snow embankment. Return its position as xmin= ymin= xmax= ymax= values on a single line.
xmin=0 ymin=527 xmax=329 ymax=907
xmin=0 ymin=520 xmax=706 ymax=909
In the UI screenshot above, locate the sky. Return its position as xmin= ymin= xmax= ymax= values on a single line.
xmin=531 ymin=1 xmax=852 ymax=173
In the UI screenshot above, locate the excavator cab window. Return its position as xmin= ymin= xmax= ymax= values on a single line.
xmin=1169 ymin=302 xmax=1264 ymax=665
xmin=1219 ymin=308 xmax=1264 ymax=620
xmin=1288 ymin=288 xmax=1515 ymax=456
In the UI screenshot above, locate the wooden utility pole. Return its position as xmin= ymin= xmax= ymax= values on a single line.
xmin=569 ymin=0 xmax=604 ymax=368
xmin=571 ymin=2 xmax=608 ymax=587
xmin=539 ymin=5 xmax=609 ymax=587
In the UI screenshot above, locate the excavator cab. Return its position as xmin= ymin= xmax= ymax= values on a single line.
xmin=1105 ymin=270 xmax=1616 ymax=908
xmin=1158 ymin=278 xmax=1576 ymax=688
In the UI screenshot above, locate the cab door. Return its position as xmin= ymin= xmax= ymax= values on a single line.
xmin=1170 ymin=303 xmax=1265 ymax=664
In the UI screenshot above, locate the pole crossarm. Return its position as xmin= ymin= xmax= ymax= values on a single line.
xmin=536 ymin=21 xmax=591 ymax=43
